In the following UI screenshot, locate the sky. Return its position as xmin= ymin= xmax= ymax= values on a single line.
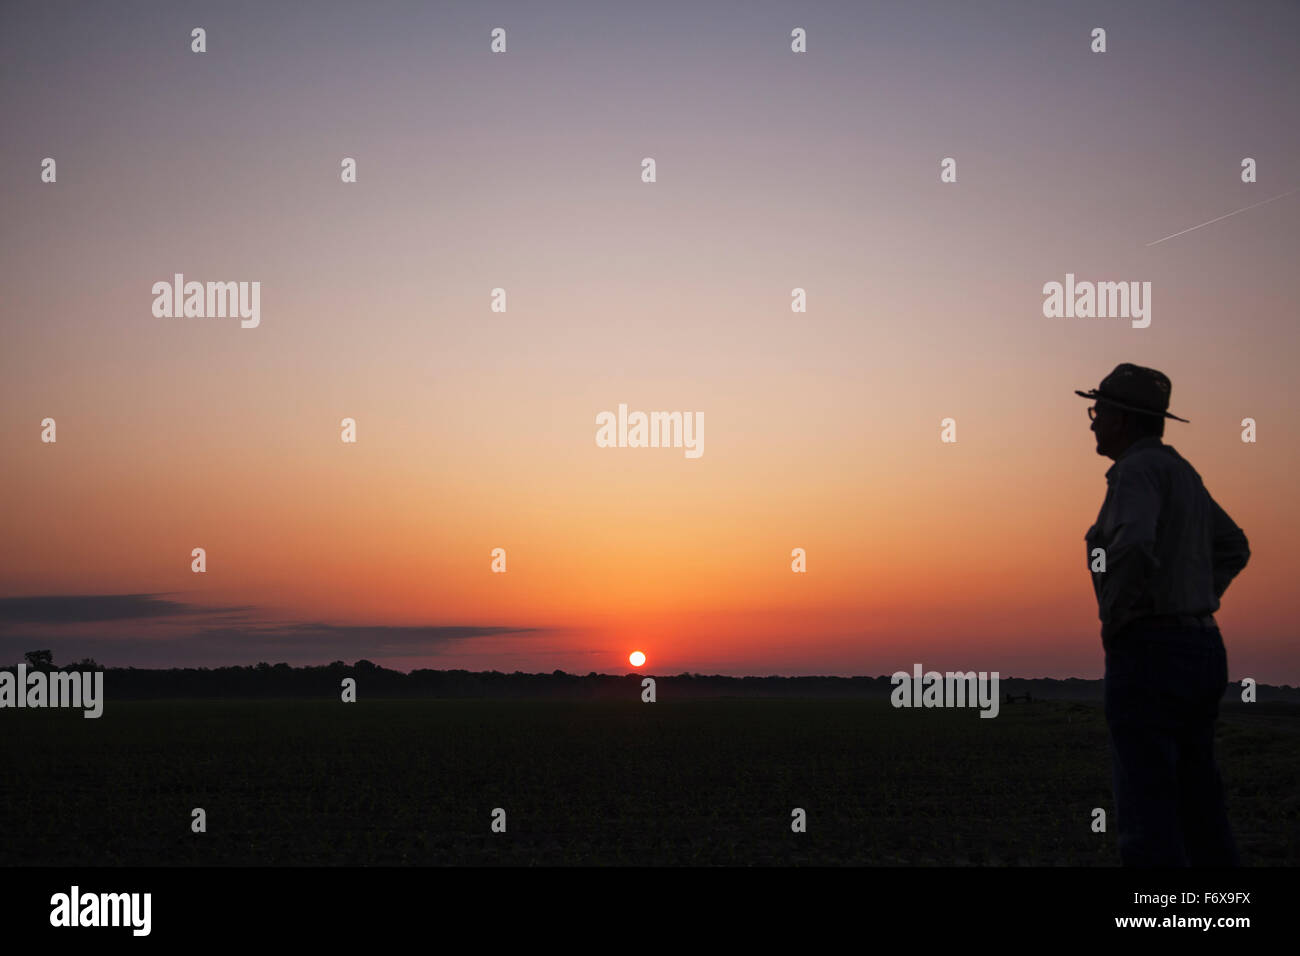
xmin=2 ymin=0 xmax=1298 ymax=681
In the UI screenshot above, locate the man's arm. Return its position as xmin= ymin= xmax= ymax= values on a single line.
xmin=1210 ymin=494 xmax=1250 ymax=599
xmin=1099 ymin=463 xmax=1163 ymax=636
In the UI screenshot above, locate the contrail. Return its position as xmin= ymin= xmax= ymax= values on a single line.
xmin=1146 ymin=188 xmax=1298 ymax=246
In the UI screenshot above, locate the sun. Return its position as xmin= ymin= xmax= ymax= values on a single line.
xmin=629 ymin=650 xmax=646 ymax=667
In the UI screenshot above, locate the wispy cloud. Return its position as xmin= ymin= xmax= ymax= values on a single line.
xmin=190 ymin=622 xmax=542 ymax=656
xmin=0 ymin=593 xmax=547 ymax=667
xmin=0 ymin=593 xmax=253 ymax=624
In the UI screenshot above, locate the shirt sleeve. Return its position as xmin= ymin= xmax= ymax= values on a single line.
xmin=1099 ymin=461 xmax=1162 ymax=633
xmin=1209 ymin=493 xmax=1250 ymax=599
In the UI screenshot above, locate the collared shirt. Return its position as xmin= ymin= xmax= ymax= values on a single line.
xmin=1085 ymin=436 xmax=1250 ymax=643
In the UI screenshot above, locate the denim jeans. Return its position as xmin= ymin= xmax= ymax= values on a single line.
xmin=1103 ymin=623 xmax=1238 ymax=866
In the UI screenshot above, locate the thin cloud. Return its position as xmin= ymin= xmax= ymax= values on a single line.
xmin=0 ymin=593 xmax=253 ymax=624
xmin=0 ymin=596 xmax=548 ymax=667
xmin=192 ymin=622 xmax=542 ymax=653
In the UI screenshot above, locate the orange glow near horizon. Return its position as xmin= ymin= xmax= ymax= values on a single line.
xmin=2 ymin=3 xmax=1298 ymax=683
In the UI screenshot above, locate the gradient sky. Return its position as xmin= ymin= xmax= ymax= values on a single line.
xmin=2 ymin=0 xmax=1298 ymax=681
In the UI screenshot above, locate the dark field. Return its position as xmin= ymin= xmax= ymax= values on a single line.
xmin=2 ymin=698 xmax=1296 ymax=865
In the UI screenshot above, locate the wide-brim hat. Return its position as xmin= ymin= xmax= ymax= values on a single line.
xmin=1075 ymin=362 xmax=1190 ymax=422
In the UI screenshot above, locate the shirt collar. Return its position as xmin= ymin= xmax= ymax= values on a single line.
xmin=1105 ymin=436 xmax=1164 ymax=480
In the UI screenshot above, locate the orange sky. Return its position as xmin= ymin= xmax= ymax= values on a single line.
xmin=1 ymin=0 xmax=1297 ymax=681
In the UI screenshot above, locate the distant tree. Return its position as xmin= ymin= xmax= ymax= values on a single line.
xmin=354 ymin=659 xmax=376 ymax=671
xmin=67 ymin=657 xmax=102 ymax=671
xmin=24 ymin=649 xmax=53 ymax=670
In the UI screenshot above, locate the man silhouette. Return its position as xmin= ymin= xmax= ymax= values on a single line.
xmin=1077 ymin=363 xmax=1249 ymax=866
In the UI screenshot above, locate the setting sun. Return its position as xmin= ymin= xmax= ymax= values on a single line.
xmin=629 ymin=651 xmax=646 ymax=667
